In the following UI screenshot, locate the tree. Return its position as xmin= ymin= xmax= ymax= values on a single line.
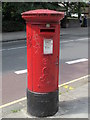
xmin=2 ymin=2 xmax=63 ymax=22
xmin=2 ymin=2 xmax=88 ymax=31
xmin=59 ymin=2 xmax=88 ymax=19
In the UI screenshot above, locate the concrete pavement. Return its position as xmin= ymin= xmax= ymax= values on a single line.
xmin=1 ymin=76 xmax=88 ymax=118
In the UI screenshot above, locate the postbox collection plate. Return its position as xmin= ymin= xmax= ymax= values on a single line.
xmin=43 ymin=39 xmax=53 ymax=54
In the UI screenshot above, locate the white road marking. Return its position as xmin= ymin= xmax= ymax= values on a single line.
xmin=0 ymin=49 xmax=5 ymax=52
xmin=2 ymin=39 xmax=26 ymax=43
xmin=1 ymin=46 xmax=26 ymax=52
xmin=7 ymin=46 xmax=26 ymax=50
xmin=66 ymin=58 xmax=88 ymax=64
xmin=60 ymin=38 xmax=88 ymax=43
xmin=14 ymin=69 xmax=27 ymax=74
xmin=1 ymin=37 xmax=88 ymax=52
xmin=14 ymin=58 xmax=88 ymax=74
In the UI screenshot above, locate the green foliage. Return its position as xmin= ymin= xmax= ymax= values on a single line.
xmin=2 ymin=2 xmax=88 ymax=21
xmin=2 ymin=2 xmax=64 ymax=32
xmin=2 ymin=2 xmax=88 ymax=32
xmin=2 ymin=2 xmax=63 ymax=22
xmin=59 ymin=2 xmax=88 ymax=18
xmin=2 ymin=21 xmax=25 ymax=32
xmin=11 ymin=109 xmax=20 ymax=113
xmin=69 ymin=2 xmax=87 ymax=13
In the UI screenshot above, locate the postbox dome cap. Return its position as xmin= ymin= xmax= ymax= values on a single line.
xmin=22 ymin=9 xmax=64 ymax=22
xmin=22 ymin=9 xmax=64 ymax=15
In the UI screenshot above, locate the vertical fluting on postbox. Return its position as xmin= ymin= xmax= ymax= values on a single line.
xmin=22 ymin=9 xmax=64 ymax=117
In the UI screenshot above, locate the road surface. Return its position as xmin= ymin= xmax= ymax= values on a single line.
xmin=2 ymin=27 xmax=88 ymax=104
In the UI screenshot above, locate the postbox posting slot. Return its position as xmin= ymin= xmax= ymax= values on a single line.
xmin=40 ymin=29 xmax=55 ymax=32
xmin=39 ymin=27 xmax=55 ymax=35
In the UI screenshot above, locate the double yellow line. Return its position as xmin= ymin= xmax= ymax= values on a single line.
xmin=0 ymin=75 xmax=88 ymax=109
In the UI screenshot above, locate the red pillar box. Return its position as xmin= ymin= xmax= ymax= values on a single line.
xmin=22 ymin=9 xmax=64 ymax=117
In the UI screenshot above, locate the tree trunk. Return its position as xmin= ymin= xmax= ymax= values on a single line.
xmin=78 ymin=2 xmax=81 ymax=19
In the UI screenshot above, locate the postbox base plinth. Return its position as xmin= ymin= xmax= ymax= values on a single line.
xmin=27 ymin=89 xmax=59 ymax=117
